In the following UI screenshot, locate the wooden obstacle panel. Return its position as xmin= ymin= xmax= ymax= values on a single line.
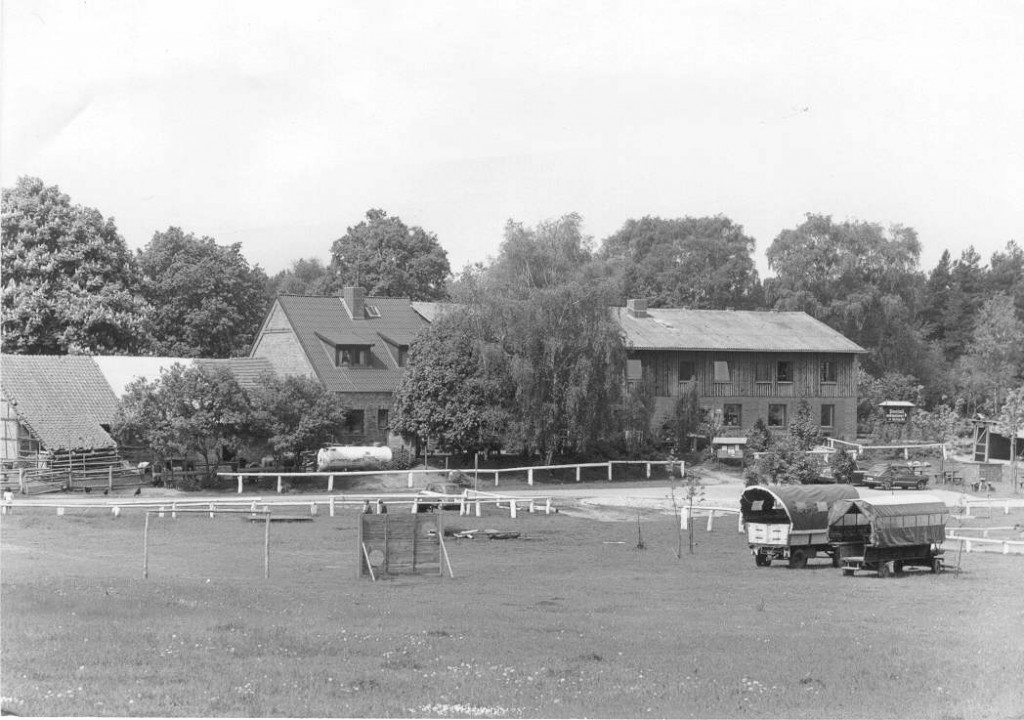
xmin=358 ymin=513 xmax=444 ymax=578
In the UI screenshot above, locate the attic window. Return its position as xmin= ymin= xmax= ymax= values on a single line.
xmin=336 ymin=346 xmax=369 ymax=368
xmin=776 ymin=361 xmax=792 ymax=383
xmin=364 ymin=304 xmax=382 ymax=318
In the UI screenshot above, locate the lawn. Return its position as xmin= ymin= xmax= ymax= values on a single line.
xmin=1 ymin=496 xmax=1022 ymax=718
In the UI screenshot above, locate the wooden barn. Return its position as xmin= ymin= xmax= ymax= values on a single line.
xmin=614 ymin=300 xmax=866 ymax=440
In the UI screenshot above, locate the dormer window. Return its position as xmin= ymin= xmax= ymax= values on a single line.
xmin=364 ymin=304 xmax=382 ymax=318
xmin=336 ymin=346 xmax=369 ymax=368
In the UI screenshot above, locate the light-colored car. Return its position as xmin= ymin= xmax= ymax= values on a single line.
xmin=416 ymin=482 xmax=464 ymax=511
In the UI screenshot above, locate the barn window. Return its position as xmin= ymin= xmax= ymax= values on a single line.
xmin=820 ymin=404 xmax=835 ymax=428
xmin=723 ymin=404 xmax=742 ymax=427
xmin=713 ymin=360 xmax=730 ymax=383
xmin=678 ymin=360 xmax=695 ymax=382
xmin=776 ymin=361 xmax=792 ymax=383
xmin=820 ymin=360 xmax=838 ymax=383
xmin=627 ymin=359 xmax=643 ymax=380
xmin=768 ymin=404 xmax=787 ymax=427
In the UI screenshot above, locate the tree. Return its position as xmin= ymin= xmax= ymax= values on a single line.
xmin=267 ymin=257 xmax=333 ymax=296
xmin=938 ymin=247 xmax=988 ymax=361
xmin=601 ymin=215 xmax=761 ymax=309
xmin=1 ymin=176 xmax=150 ymax=354
xmin=958 ymin=293 xmax=1024 ymax=413
xmin=828 ymin=449 xmax=858 ymax=485
xmin=788 ymin=399 xmax=822 ymax=451
xmin=391 ymin=309 xmax=509 ymax=454
xmin=246 ymin=373 xmax=349 ymax=463
xmin=137 ymin=227 xmax=271 ymax=357
xmin=327 ymin=209 xmax=451 ymax=300
xmin=996 ymin=386 xmax=1024 ymax=492
xmin=987 ymin=240 xmax=1024 ymax=320
xmin=665 ymin=383 xmax=702 ymax=452
xmin=764 ymin=213 xmax=926 ymax=377
xmin=113 ymin=364 xmax=250 ymax=487
xmin=479 ymin=214 xmax=627 ymax=462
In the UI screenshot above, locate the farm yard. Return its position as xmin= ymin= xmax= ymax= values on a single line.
xmin=2 ymin=476 xmax=1023 ymax=719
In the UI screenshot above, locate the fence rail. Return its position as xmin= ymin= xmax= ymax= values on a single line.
xmin=217 ymin=459 xmax=686 ymax=494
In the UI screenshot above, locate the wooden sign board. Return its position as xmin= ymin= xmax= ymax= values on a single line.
xmin=358 ymin=513 xmax=448 ymax=579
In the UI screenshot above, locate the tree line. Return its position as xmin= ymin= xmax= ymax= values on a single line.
xmin=4 ymin=175 xmax=1023 ymax=458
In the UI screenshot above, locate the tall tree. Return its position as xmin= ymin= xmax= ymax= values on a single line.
xmin=246 ymin=373 xmax=349 ymax=463
xmin=601 ymin=215 xmax=761 ymax=309
xmin=137 ymin=227 xmax=271 ymax=358
xmin=957 ymin=293 xmax=1024 ymax=414
xmin=267 ymin=257 xmax=332 ymax=296
xmin=1 ymin=176 xmax=149 ymax=354
xmin=939 ymin=246 xmax=987 ymax=360
xmin=987 ymin=240 xmax=1024 ymax=320
xmin=327 ymin=209 xmax=451 ymax=300
xmin=113 ymin=364 xmax=250 ymax=486
xmin=765 ymin=213 xmax=925 ymax=377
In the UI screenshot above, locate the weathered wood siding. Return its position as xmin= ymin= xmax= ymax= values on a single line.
xmin=634 ymin=350 xmax=859 ymax=439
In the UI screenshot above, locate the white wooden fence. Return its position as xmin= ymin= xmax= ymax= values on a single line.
xmin=678 ymin=505 xmax=744 ymax=533
xmin=218 ymin=459 xmax=686 ymax=493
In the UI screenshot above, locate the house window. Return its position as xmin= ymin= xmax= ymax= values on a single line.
xmin=713 ymin=360 xmax=730 ymax=383
xmin=776 ymin=361 xmax=792 ymax=383
xmin=820 ymin=360 xmax=837 ymax=383
xmin=678 ymin=361 xmax=695 ymax=382
xmin=723 ymin=404 xmax=742 ymax=427
xmin=755 ymin=363 xmax=771 ymax=383
xmin=820 ymin=404 xmax=835 ymax=428
xmin=397 ymin=347 xmax=408 ymax=367
xmin=768 ymin=404 xmax=787 ymax=427
xmin=336 ymin=347 xmax=368 ymax=368
xmin=627 ymin=359 xmax=643 ymax=381
xmin=344 ymin=409 xmax=365 ymax=435
xmin=378 ymin=408 xmax=389 ymax=433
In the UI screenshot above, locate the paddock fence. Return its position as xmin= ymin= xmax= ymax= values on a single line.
xmin=217 ymin=459 xmax=686 ymax=494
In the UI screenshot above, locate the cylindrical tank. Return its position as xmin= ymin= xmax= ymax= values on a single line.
xmin=316 ymin=445 xmax=393 ymax=472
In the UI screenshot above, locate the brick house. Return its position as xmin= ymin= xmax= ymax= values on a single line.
xmin=615 ymin=300 xmax=866 ymax=440
xmin=248 ymin=287 xmax=429 ymax=447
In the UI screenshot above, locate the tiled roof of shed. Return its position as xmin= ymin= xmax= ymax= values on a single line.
xmin=1 ymin=355 xmax=118 ymax=451
xmin=195 ymin=358 xmax=276 ymax=389
xmin=614 ymin=308 xmax=866 ymax=353
xmin=273 ymin=295 xmax=428 ymax=393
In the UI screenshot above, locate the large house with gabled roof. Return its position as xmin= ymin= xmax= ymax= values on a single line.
xmin=248 ymin=287 xmax=429 ymax=446
xmin=615 ymin=299 xmax=866 ymax=440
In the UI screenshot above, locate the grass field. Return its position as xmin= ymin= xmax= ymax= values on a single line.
xmin=2 ymin=495 xmax=1023 ymax=718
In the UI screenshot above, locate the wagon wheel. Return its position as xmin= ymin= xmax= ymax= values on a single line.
xmin=931 ymin=557 xmax=943 ymax=574
xmin=788 ymin=548 xmax=808 ymax=569
xmin=755 ymin=550 xmax=772 ymax=567
xmin=831 ymin=552 xmax=841 ymax=568
xmin=893 ymin=560 xmax=904 ymax=574
xmin=877 ymin=562 xmax=893 ymax=579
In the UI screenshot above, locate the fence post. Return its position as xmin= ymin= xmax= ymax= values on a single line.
xmin=237 ymin=474 xmax=243 ymax=494
xmin=171 ymin=503 xmax=177 ymax=519
xmin=529 ymin=499 xmax=535 ymax=513
xmin=328 ymin=474 xmax=334 ymax=493
xmin=494 ymin=470 xmax=500 ymax=487
xmin=411 ymin=499 xmax=418 ymax=514
xmin=646 ymin=463 xmax=651 ymax=479
xmin=576 ymin=466 xmax=581 ymax=482
xmin=19 ymin=468 xmax=25 ymax=494
xmin=545 ymin=498 xmax=552 ymax=515
xmin=737 ymin=512 xmax=744 ymax=533
xmin=208 ymin=503 xmax=215 ymax=519
xmin=510 ymin=499 xmax=517 ymax=519
xmin=528 ymin=468 xmax=534 ymax=486
xmin=475 ymin=499 xmax=481 ymax=517
xmin=607 ymin=462 xmax=613 ymax=481
xmin=329 ymin=496 xmax=335 ymax=517
xmin=311 ymin=502 xmax=317 ymax=516
xmin=277 ymin=476 xmax=283 ymax=494
xmin=112 ymin=506 xmax=121 ymax=518
xmin=108 ymin=467 xmax=113 ymax=493
xmin=158 ymin=505 xmax=165 ymax=518
xmin=706 ymin=510 xmax=714 ymax=532
xmin=680 ymin=507 xmax=688 ymax=530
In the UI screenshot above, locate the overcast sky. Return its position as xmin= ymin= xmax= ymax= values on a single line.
xmin=2 ymin=0 xmax=1021 ymax=278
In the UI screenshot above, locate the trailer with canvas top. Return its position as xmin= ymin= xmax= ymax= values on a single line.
xmin=827 ymin=494 xmax=948 ymax=577
xmin=740 ymin=484 xmax=860 ymax=568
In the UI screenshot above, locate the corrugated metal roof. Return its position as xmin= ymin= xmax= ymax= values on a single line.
xmin=272 ymin=294 xmax=428 ymax=393
xmin=1 ymin=355 xmax=118 ymax=451
xmin=614 ymin=307 xmax=866 ymax=353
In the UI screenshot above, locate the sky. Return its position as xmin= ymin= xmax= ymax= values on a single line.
xmin=2 ymin=0 xmax=1022 ymax=279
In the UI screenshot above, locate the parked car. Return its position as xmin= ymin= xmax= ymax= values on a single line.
xmin=416 ymin=482 xmax=464 ymax=512
xmin=861 ymin=462 xmax=931 ymax=490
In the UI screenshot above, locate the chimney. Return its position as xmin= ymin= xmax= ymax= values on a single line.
xmin=626 ymin=299 xmax=648 ymax=318
xmin=344 ymin=287 xmax=365 ymax=320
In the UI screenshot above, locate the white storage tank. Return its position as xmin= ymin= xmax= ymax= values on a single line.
xmin=316 ymin=445 xmax=393 ymax=472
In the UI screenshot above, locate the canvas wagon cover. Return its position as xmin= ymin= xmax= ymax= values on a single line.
xmin=827 ymin=494 xmax=948 ymax=548
xmin=740 ymin=484 xmax=860 ymax=531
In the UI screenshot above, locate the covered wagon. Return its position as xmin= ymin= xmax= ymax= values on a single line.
xmin=827 ymin=494 xmax=948 ymax=577
xmin=740 ymin=484 xmax=860 ymax=568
